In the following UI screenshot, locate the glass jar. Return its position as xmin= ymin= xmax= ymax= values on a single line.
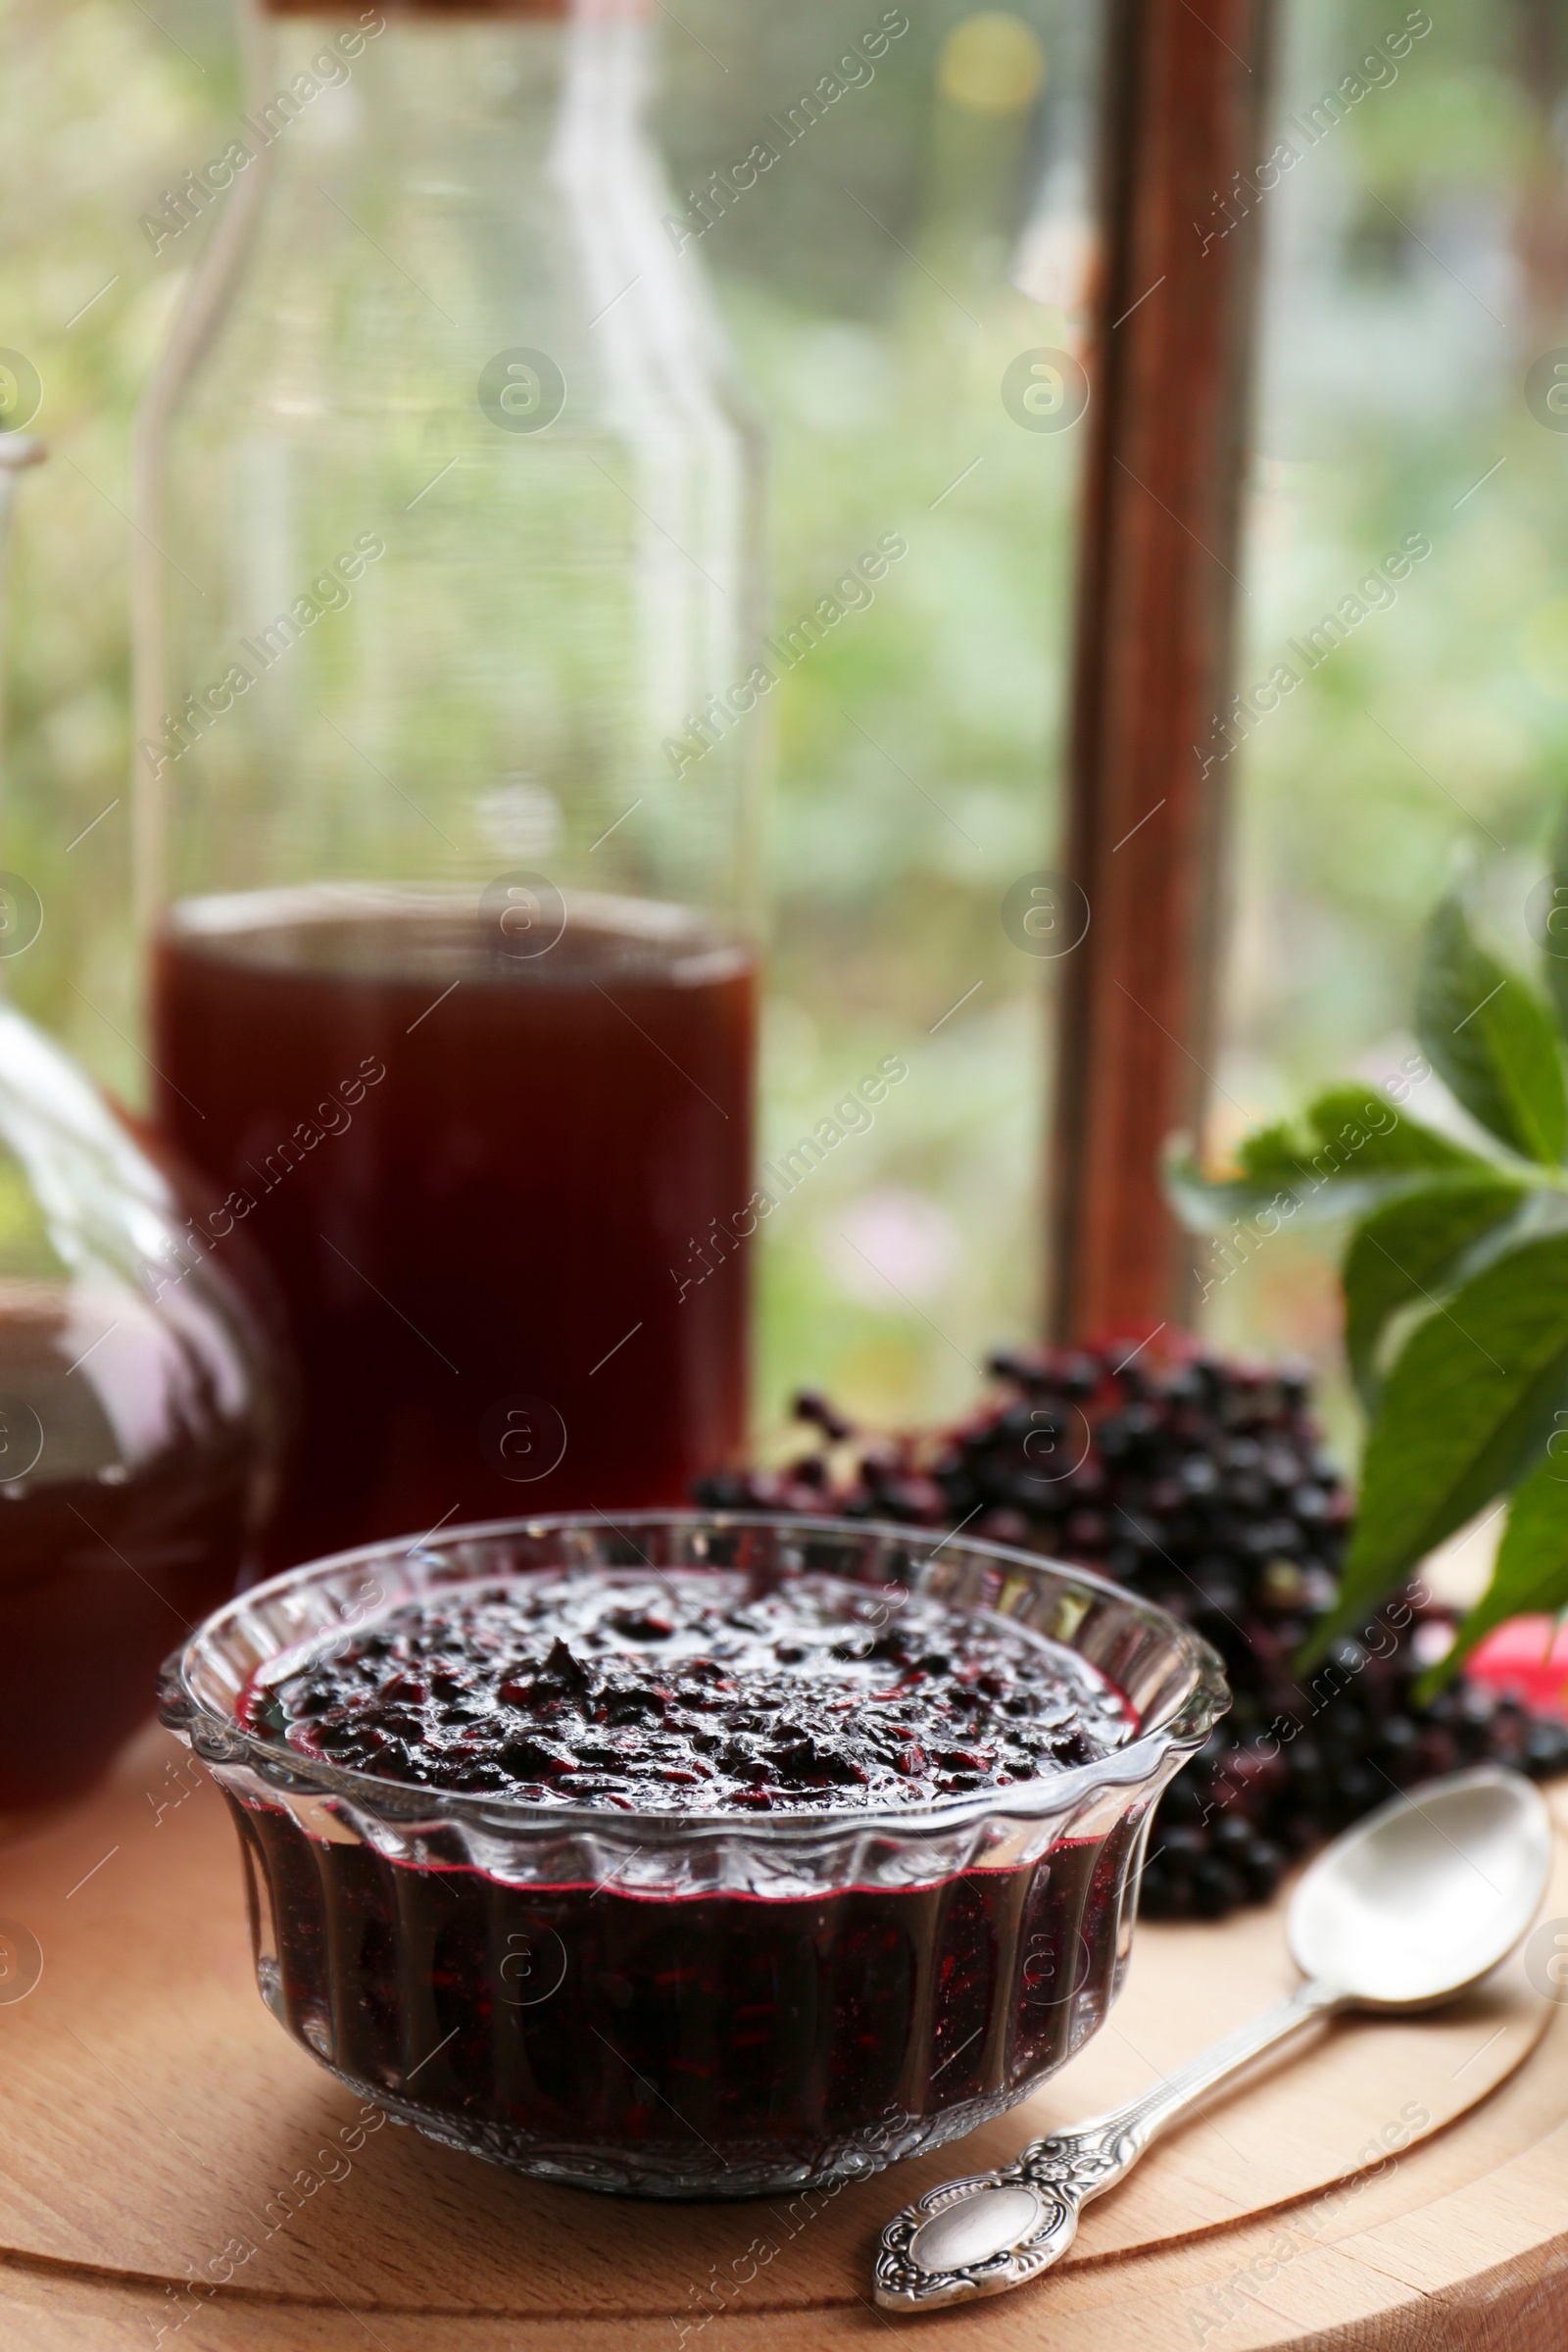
xmin=132 ymin=0 xmax=764 ymax=1570
xmin=0 ymin=999 xmax=279 ymax=1808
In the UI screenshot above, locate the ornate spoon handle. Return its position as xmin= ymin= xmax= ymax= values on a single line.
xmin=872 ymin=1980 xmax=1340 ymax=2312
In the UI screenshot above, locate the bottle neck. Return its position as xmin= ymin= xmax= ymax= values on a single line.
xmin=242 ymin=1 xmax=650 ymax=165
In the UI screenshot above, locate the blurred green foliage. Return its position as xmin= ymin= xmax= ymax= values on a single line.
xmin=1205 ymin=0 xmax=1568 ymax=1455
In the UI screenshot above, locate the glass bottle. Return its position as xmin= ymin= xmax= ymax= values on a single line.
xmin=1 ymin=437 xmax=279 ymax=1810
xmin=132 ymin=0 xmax=764 ymax=1569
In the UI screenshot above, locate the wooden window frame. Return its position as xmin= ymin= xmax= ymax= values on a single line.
xmin=1049 ymin=0 xmax=1277 ymax=1341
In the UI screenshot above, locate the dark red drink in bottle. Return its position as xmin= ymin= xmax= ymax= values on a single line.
xmin=154 ymin=890 xmax=756 ymax=1570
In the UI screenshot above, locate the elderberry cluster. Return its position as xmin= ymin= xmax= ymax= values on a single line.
xmin=698 ymin=1344 xmax=1568 ymax=1918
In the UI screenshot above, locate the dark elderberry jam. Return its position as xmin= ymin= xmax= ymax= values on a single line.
xmin=227 ymin=1570 xmax=1148 ymax=2194
xmin=245 ymin=1571 xmax=1135 ymax=1808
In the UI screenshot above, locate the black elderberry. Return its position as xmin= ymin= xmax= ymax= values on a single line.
xmin=794 ymin=1389 xmax=855 ymax=1442
xmin=1159 ymin=1773 xmax=1205 ymax=1829
xmin=1527 ymin=1720 xmax=1568 ymax=1774
xmin=1378 ymin=1714 xmax=1418 ymax=1772
xmin=1241 ymin=1838 xmax=1286 ymax=1902
xmin=1192 ymin=1857 xmax=1245 ymax=1919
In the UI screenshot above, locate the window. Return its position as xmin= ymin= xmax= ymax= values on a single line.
xmin=1206 ymin=0 xmax=1566 ymax=1446
xmin=5 ymin=0 xmax=1102 ymax=1440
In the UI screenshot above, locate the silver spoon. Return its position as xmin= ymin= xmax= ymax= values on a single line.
xmin=873 ymin=1765 xmax=1552 ymax=2313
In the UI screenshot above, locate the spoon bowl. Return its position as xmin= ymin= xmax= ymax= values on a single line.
xmin=1288 ymin=1766 xmax=1552 ymax=2010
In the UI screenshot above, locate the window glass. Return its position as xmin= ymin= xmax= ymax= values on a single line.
xmin=3 ymin=0 xmax=1101 ymax=1442
xmin=1205 ymin=0 xmax=1563 ymax=1447
xmin=657 ymin=1 xmax=1100 ymax=1434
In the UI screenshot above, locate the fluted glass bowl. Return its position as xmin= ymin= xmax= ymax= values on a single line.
xmin=158 ymin=1513 xmax=1227 ymax=2198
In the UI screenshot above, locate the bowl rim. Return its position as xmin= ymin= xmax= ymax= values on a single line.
xmin=160 ymin=1508 xmax=1230 ymax=1839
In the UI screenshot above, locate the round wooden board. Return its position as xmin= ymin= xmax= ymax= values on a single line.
xmin=0 ymin=1726 xmax=1564 ymax=2350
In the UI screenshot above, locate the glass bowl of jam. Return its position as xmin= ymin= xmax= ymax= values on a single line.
xmin=159 ymin=1514 xmax=1227 ymax=2198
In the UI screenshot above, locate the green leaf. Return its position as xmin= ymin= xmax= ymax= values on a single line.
xmin=1299 ymin=1231 xmax=1568 ymax=1663
xmin=1540 ymin=799 xmax=1568 ymax=1039
xmin=1415 ymin=897 xmax=1567 ymax=1164
xmin=1297 ymin=1085 xmax=1491 ymax=1181
xmin=1417 ymin=1453 xmax=1568 ymax=1696
xmin=1342 ymin=1180 xmax=1526 ymax=1409
xmin=1165 ymin=1083 xmax=1499 ymax=1235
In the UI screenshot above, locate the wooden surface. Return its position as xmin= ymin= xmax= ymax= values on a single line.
xmin=1048 ymin=0 xmax=1275 ymax=1338
xmin=0 ymin=1727 xmax=1564 ymax=2348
